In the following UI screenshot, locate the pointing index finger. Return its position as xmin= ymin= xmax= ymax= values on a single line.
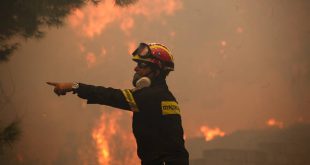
xmin=46 ymin=82 xmax=57 ymax=86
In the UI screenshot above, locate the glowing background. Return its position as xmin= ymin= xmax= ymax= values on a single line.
xmin=0 ymin=0 xmax=309 ymax=164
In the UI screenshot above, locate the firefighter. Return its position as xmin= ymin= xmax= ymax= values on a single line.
xmin=47 ymin=42 xmax=189 ymax=165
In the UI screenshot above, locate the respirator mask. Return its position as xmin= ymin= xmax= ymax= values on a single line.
xmin=133 ymin=74 xmax=151 ymax=89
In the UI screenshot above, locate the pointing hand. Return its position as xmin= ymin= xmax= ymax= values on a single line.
xmin=46 ymin=82 xmax=74 ymax=96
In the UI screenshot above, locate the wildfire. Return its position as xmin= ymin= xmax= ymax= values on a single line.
xmin=200 ymin=126 xmax=226 ymax=141
xmin=69 ymin=0 xmax=182 ymax=67
xmin=92 ymin=111 xmax=139 ymax=165
xmin=266 ymin=118 xmax=284 ymax=128
xmin=68 ymin=0 xmax=183 ymax=38
xmin=86 ymin=52 xmax=96 ymax=67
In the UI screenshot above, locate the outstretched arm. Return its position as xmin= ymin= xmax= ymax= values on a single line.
xmin=46 ymin=82 xmax=131 ymax=111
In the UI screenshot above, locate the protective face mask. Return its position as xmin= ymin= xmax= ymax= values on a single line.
xmin=135 ymin=77 xmax=151 ymax=89
xmin=132 ymin=73 xmax=142 ymax=87
xmin=132 ymin=72 xmax=152 ymax=87
xmin=132 ymin=73 xmax=151 ymax=91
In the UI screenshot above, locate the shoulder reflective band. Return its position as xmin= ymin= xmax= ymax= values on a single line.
xmin=122 ymin=89 xmax=139 ymax=112
xmin=161 ymin=101 xmax=180 ymax=115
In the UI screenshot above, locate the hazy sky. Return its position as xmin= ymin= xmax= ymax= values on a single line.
xmin=1 ymin=0 xmax=309 ymax=164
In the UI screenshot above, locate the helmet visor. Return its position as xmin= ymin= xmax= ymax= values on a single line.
xmin=132 ymin=43 xmax=153 ymax=59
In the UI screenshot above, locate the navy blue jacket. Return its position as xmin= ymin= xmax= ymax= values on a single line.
xmin=75 ymin=80 xmax=189 ymax=161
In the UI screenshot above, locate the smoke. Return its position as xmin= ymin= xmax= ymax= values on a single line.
xmin=0 ymin=0 xmax=309 ymax=164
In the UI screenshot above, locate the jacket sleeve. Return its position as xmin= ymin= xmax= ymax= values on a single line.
xmin=74 ymin=83 xmax=131 ymax=111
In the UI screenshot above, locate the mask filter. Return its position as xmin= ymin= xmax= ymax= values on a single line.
xmin=132 ymin=77 xmax=151 ymax=92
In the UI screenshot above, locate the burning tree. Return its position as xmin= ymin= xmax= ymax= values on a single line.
xmin=92 ymin=111 xmax=139 ymax=165
xmin=0 ymin=0 xmax=137 ymax=159
xmin=0 ymin=0 xmax=138 ymax=62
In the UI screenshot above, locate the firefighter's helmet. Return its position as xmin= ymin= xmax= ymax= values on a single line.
xmin=132 ymin=43 xmax=174 ymax=71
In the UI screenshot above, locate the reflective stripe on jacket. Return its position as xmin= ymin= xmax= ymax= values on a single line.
xmin=75 ymin=81 xmax=189 ymax=161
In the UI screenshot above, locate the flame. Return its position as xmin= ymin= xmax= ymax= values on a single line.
xmin=220 ymin=40 xmax=227 ymax=47
xmin=68 ymin=0 xmax=182 ymax=38
xmin=86 ymin=52 xmax=96 ymax=67
xmin=266 ymin=118 xmax=284 ymax=128
xmin=120 ymin=17 xmax=134 ymax=36
xmin=92 ymin=111 xmax=139 ymax=165
xmin=100 ymin=47 xmax=107 ymax=57
xmin=70 ymin=9 xmax=85 ymax=27
xmin=200 ymin=126 xmax=226 ymax=141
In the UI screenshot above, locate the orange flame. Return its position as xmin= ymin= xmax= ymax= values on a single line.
xmin=220 ymin=40 xmax=227 ymax=47
xmin=100 ymin=47 xmax=107 ymax=58
xmin=68 ymin=0 xmax=183 ymax=38
xmin=200 ymin=126 xmax=226 ymax=141
xmin=86 ymin=52 xmax=96 ymax=67
xmin=92 ymin=111 xmax=139 ymax=165
xmin=266 ymin=118 xmax=284 ymax=128
xmin=120 ymin=17 xmax=134 ymax=36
